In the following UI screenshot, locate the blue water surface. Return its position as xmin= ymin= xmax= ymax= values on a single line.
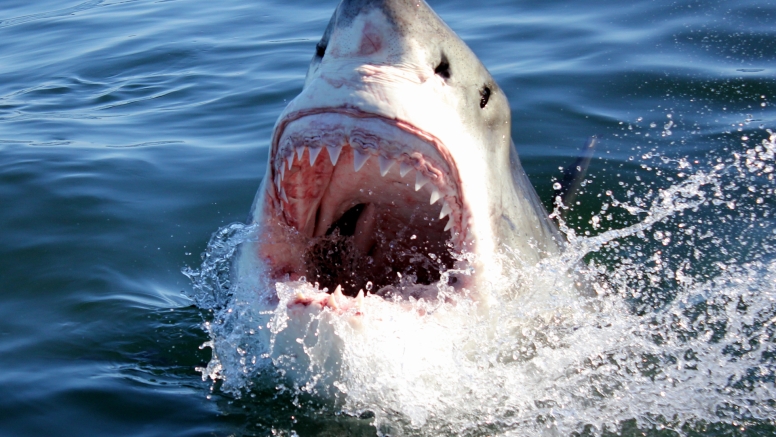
xmin=0 ymin=0 xmax=774 ymax=436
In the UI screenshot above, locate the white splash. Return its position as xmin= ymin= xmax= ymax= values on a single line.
xmin=184 ymin=130 xmax=776 ymax=436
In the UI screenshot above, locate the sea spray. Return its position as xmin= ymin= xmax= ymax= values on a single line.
xmin=184 ymin=131 xmax=776 ymax=435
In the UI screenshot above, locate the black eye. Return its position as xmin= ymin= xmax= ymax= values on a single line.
xmin=434 ymin=55 xmax=450 ymax=79
xmin=315 ymin=42 xmax=326 ymax=59
xmin=479 ymin=85 xmax=491 ymax=109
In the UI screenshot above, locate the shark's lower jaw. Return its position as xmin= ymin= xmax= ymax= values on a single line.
xmin=259 ymin=109 xmax=473 ymax=298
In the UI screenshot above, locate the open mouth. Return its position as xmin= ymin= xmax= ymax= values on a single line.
xmin=263 ymin=109 xmax=472 ymax=298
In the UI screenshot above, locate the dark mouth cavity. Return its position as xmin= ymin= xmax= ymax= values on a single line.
xmin=326 ymin=203 xmax=365 ymax=237
xmin=305 ymin=201 xmax=456 ymax=297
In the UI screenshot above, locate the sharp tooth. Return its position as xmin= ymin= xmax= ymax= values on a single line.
xmin=439 ymin=201 xmax=452 ymax=219
xmin=326 ymin=145 xmax=342 ymax=166
xmin=415 ymin=172 xmax=430 ymax=191
xmin=280 ymin=186 xmax=289 ymax=203
xmin=295 ymin=146 xmax=305 ymax=161
xmin=328 ymin=294 xmax=338 ymax=309
xmin=353 ymin=149 xmax=370 ymax=172
xmin=286 ymin=155 xmax=293 ymax=170
xmin=356 ymin=289 xmax=364 ymax=309
xmin=399 ymin=161 xmax=413 ymax=177
xmin=444 ymin=217 xmax=453 ymax=231
xmin=330 ymin=285 xmax=344 ymax=308
xmin=429 ymin=187 xmax=442 ymax=205
xmin=280 ymin=163 xmax=286 ymax=180
xmin=309 ymin=147 xmax=322 ymax=165
xmin=378 ymin=155 xmax=394 ymax=176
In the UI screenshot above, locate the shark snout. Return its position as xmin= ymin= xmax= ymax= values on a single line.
xmin=327 ymin=6 xmax=397 ymax=60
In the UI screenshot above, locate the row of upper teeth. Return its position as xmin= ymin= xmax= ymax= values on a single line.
xmin=273 ymin=144 xmax=456 ymax=232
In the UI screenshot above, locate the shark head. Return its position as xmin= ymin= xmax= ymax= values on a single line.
xmin=247 ymin=0 xmax=561 ymax=304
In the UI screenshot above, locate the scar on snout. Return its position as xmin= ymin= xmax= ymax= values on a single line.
xmin=358 ymin=23 xmax=382 ymax=55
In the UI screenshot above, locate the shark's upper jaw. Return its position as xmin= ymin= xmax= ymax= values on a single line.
xmin=260 ymin=107 xmax=473 ymax=297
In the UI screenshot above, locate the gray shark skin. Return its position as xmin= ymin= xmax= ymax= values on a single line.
xmin=244 ymin=0 xmax=563 ymax=303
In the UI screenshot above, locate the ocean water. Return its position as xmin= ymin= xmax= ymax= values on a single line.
xmin=0 ymin=0 xmax=774 ymax=436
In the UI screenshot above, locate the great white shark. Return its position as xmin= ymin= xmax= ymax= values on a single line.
xmin=243 ymin=0 xmax=566 ymax=313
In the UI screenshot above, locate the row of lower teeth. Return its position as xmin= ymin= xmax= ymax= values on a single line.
xmin=274 ymin=144 xmax=457 ymax=232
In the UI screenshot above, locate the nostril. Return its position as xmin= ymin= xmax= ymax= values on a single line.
xmin=434 ymin=55 xmax=450 ymax=79
xmin=479 ymin=85 xmax=491 ymax=108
